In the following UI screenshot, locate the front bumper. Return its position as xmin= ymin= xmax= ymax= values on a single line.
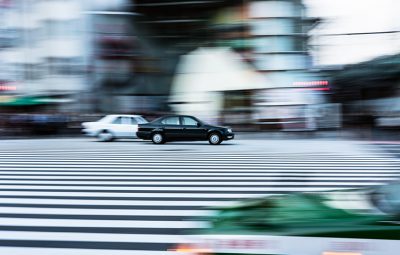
xmin=223 ymin=133 xmax=235 ymax=140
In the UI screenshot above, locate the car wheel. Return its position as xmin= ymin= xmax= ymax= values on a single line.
xmin=152 ymin=133 xmax=165 ymax=144
xmin=208 ymin=132 xmax=222 ymax=145
xmin=97 ymin=130 xmax=114 ymax=142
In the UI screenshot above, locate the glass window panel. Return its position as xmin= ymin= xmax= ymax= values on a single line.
xmin=182 ymin=117 xmax=198 ymax=126
xmin=112 ymin=117 xmax=122 ymax=124
xmin=161 ymin=117 xmax=180 ymax=125
xmin=130 ymin=117 xmax=138 ymax=125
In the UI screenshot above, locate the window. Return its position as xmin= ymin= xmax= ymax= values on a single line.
xmin=136 ymin=117 xmax=148 ymax=124
xmin=112 ymin=117 xmax=122 ymax=124
xmin=47 ymin=58 xmax=83 ymax=75
xmin=249 ymin=1 xmax=296 ymax=18
xmin=182 ymin=117 xmax=198 ymax=126
xmin=253 ymin=37 xmax=294 ymax=53
xmin=121 ymin=117 xmax=131 ymax=124
xmin=251 ymin=19 xmax=294 ymax=35
xmin=161 ymin=117 xmax=180 ymax=125
xmin=43 ymin=20 xmax=79 ymax=39
xmin=130 ymin=117 xmax=138 ymax=125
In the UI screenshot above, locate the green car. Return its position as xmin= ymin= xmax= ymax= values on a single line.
xmin=173 ymin=184 xmax=400 ymax=255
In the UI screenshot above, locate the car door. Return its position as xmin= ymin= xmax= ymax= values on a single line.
xmin=160 ymin=116 xmax=183 ymax=140
xmin=120 ymin=117 xmax=136 ymax=137
xmin=110 ymin=116 xmax=132 ymax=137
xmin=181 ymin=116 xmax=208 ymax=140
xmin=108 ymin=116 xmax=123 ymax=137
xmin=128 ymin=117 xmax=139 ymax=137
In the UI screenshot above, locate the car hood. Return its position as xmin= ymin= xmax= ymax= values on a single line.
xmin=203 ymin=124 xmax=229 ymax=130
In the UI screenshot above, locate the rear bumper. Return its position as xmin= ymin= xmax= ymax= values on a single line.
xmin=82 ymin=129 xmax=97 ymax=137
xmin=136 ymin=131 xmax=151 ymax=140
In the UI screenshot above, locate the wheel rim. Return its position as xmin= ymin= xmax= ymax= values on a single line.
xmin=153 ymin=134 xmax=162 ymax=143
xmin=210 ymin=134 xmax=220 ymax=144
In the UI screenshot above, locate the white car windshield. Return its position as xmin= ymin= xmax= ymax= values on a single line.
xmin=136 ymin=117 xmax=148 ymax=124
xmin=97 ymin=115 xmax=116 ymax=123
xmin=98 ymin=115 xmax=148 ymax=124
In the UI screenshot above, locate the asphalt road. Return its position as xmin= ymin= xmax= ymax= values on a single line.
xmin=0 ymin=137 xmax=398 ymax=255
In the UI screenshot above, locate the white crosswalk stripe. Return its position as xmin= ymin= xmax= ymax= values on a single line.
xmin=0 ymin=140 xmax=398 ymax=255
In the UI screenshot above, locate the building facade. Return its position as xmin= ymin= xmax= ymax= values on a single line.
xmin=0 ymin=0 xmax=89 ymax=112
xmin=169 ymin=0 xmax=338 ymax=130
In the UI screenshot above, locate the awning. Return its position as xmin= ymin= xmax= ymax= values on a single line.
xmin=0 ymin=96 xmax=53 ymax=106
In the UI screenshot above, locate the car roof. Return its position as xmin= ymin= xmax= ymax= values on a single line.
xmin=160 ymin=115 xmax=196 ymax=118
xmin=107 ymin=114 xmax=143 ymax=118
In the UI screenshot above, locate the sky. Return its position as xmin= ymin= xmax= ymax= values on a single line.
xmin=304 ymin=0 xmax=400 ymax=66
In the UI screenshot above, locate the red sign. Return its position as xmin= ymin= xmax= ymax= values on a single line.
xmin=293 ymin=80 xmax=330 ymax=91
xmin=0 ymin=85 xmax=17 ymax=91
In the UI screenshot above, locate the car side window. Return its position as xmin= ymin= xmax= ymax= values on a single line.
xmin=136 ymin=117 xmax=147 ymax=124
xmin=130 ymin=118 xmax=138 ymax=125
xmin=112 ymin=117 xmax=122 ymax=124
xmin=182 ymin=117 xmax=198 ymax=126
xmin=161 ymin=117 xmax=180 ymax=125
xmin=121 ymin=117 xmax=131 ymax=125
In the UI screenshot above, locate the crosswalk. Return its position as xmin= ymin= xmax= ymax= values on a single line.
xmin=0 ymin=141 xmax=398 ymax=254
xmin=374 ymin=143 xmax=400 ymax=158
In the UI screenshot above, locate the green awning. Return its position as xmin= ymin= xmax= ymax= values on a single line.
xmin=0 ymin=96 xmax=52 ymax=106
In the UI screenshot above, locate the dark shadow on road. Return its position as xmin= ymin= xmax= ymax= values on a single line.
xmin=142 ymin=142 xmax=236 ymax=146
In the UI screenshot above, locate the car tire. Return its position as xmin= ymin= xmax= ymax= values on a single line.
xmin=152 ymin=133 xmax=165 ymax=144
xmin=208 ymin=132 xmax=222 ymax=145
xmin=97 ymin=130 xmax=114 ymax=142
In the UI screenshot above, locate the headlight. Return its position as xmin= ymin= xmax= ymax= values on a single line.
xmin=227 ymin=128 xmax=233 ymax=133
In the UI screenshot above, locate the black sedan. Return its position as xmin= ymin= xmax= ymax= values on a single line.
xmin=137 ymin=115 xmax=234 ymax=145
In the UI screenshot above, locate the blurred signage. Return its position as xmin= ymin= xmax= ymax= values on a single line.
xmin=293 ymin=80 xmax=330 ymax=91
xmin=0 ymin=84 xmax=16 ymax=91
xmin=0 ymin=95 xmax=13 ymax=103
xmin=293 ymin=81 xmax=329 ymax=86
xmin=210 ymin=239 xmax=269 ymax=250
xmin=322 ymin=253 xmax=361 ymax=255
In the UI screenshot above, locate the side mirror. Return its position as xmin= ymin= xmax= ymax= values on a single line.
xmin=197 ymin=122 xmax=201 ymax=127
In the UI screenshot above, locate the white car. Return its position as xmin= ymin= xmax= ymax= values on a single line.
xmin=82 ymin=115 xmax=148 ymax=141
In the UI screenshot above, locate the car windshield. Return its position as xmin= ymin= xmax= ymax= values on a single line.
xmin=97 ymin=115 xmax=115 ymax=123
xmin=151 ymin=117 xmax=163 ymax=123
xmin=136 ymin=116 xmax=148 ymax=124
xmin=193 ymin=117 xmax=207 ymax=125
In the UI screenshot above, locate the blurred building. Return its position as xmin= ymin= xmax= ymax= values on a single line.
xmin=331 ymin=53 xmax=400 ymax=129
xmin=0 ymin=0 xmax=341 ymax=131
xmin=87 ymin=0 xmax=136 ymax=113
xmin=168 ymin=0 xmax=339 ymax=130
xmin=89 ymin=0 xmax=339 ymax=130
xmin=0 ymin=0 xmax=88 ymax=112
xmin=91 ymin=0 xmax=239 ymax=114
